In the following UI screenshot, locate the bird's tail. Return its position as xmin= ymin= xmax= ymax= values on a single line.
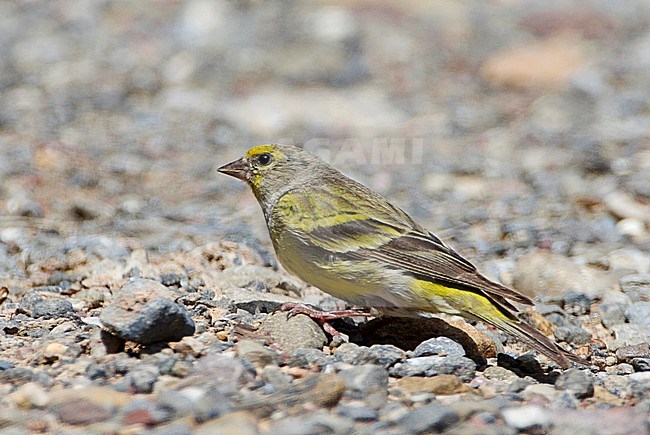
xmin=479 ymin=314 xmax=585 ymax=368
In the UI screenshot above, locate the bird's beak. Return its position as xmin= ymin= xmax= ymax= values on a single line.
xmin=218 ymin=158 xmax=249 ymax=181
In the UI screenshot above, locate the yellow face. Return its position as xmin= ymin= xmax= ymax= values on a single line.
xmin=218 ymin=144 xmax=286 ymax=190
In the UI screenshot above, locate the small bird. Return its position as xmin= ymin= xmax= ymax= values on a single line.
xmin=219 ymin=144 xmax=582 ymax=367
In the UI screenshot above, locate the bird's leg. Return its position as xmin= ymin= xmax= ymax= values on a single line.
xmin=279 ymin=302 xmax=375 ymax=339
xmin=280 ymin=302 xmax=374 ymax=320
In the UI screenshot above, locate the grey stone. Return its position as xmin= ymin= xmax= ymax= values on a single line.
xmin=610 ymin=324 xmax=650 ymax=350
xmin=632 ymin=358 xmax=650 ymax=372
xmin=553 ymin=325 xmax=592 ymax=345
xmin=619 ymin=275 xmax=650 ymax=302
xmin=258 ymin=312 xmax=327 ymax=352
xmin=125 ymin=364 xmax=161 ymax=394
xmin=338 ymin=365 xmax=389 ymax=408
xmin=0 ymin=359 xmax=15 ymax=370
xmin=397 ymin=402 xmax=460 ymax=433
xmin=625 ymin=301 xmax=650 ymax=325
xmin=337 ymin=404 xmax=379 ymax=421
xmin=191 ymin=354 xmax=256 ymax=392
xmin=599 ymin=302 xmax=628 ymax=328
xmin=512 ymin=252 xmax=618 ymax=300
xmin=100 ymin=278 xmax=195 ymax=344
xmin=414 ymin=337 xmax=466 ymax=358
xmin=562 ymin=292 xmax=592 ymax=315
xmin=236 ymin=339 xmax=281 ymax=369
xmin=263 ymin=411 xmax=354 ymax=435
xmin=261 ymin=365 xmax=292 ymax=387
xmin=19 ymin=294 xmax=75 ymax=319
xmin=334 ymin=343 xmax=404 ymax=368
xmin=288 ymin=348 xmax=334 ymax=368
xmin=366 ymin=344 xmax=405 ymax=368
xmin=555 ymin=368 xmax=594 ymax=399
xmin=390 ymin=356 xmax=477 ymax=381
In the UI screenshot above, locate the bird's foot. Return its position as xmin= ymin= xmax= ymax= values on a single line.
xmin=279 ymin=302 xmax=374 ymax=340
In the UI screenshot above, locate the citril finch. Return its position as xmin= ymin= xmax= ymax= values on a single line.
xmin=219 ymin=144 xmax=582 ymax=368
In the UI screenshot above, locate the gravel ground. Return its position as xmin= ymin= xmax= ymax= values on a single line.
xmin=1 ymin=1 xmax=650 ymax=434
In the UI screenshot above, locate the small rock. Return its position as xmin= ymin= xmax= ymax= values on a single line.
xmin=53 ymin=398 xmax=113 ymax=425
xmin=0 ymin=359 xmax=15 ymax=370
xmin=191 ymin=354 xmax=256 ymax=392
xmin=337 ymin=403 xmax=379 ymax=421
xmin=414 ymin=337 xmax=466 ymax=358
xmin=609 ymin=324 xmax=650 ymax=350
xmin=264 ymin=411 xmax=354 ymax=435
xmin=553 ymin=325 xmax=592 ymax=345
xmin=615 ymin=343 xmax=650 ymax=363
xmin=333 ymin=342 xmax=404 ymax=367
xmin=502 ymin=405 xmax=550 ymax=430
xmin=522 ymin=383 xmax=557 ymax=401
xmin=338 ymin=365 xmax=389 ymax=409
xmin=390 ymin=356 xmax=477 ymax=381
xmin=555 ymin=368 xmax=594 ymax=399
xmin=483 ymin=366 xmax=517 ymax=381
xmin=169 ymin=337 xmax=206 ymax=357
xmin=121 ymin=398 xmax=172 ymax=426
xmin=397 ymin=374 xmax=472 ymax=395
xmin=236 ymin=339 xmax=280 ymax=369
xmin=562 ymin=292 xmax=592 ymax=315
xmin=397 ymin=401 xmax=460 ymax=433
xmin=43 ymin=342 xmax=69 ymax=360
xmin=222 ymin=288 xmax=300 ymax=314
xmin=100 ymin=278 xmax=195 ymax=344
xmin=258 ymin=312 xmax=327 ymax=352
xmin=195 ymin=410 xmax=259 ymax=435
xmin=10 ymin=382 xmax=49 ymax=408
xmin=632 ymin=358 xmax=650 ymax=372
xmin=261 ymin=365 xmax=292 ymax=387
xmin=512 ymin=251 xmax=618 ymax=300
xmin=619 ymin=275 xmax=650 ymax=302
xmin=125 ymin=364 xmax=161 ymax=394
xmin=19 ymin=294 xmax=76 ymax=319
xmin=625 ymin=301 xmax=650 ymax=325
xmin=598 ymin=302 xmax=628 ymax=328
xmin=288 ymin=348 xmax=334 ymax=368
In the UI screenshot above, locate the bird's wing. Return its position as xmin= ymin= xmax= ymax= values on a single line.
xmin=275 ymin=184 xmax=532 ymax=313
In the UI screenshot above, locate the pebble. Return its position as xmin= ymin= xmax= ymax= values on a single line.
xmin=10 ymin=382 xmax=49 ymax=409
xmin=553 ymin=325 xmax=592 ymax=345
xmin=390 ymin=356 xmax=477 ymax=381
xmin=502 ymin=405 xmax=550 ymax=431
xmin=100 ymin=278 xmax=195 ymax=344
xmin=338 ymin=365 xmax=389 ymax=408
xmin=396 ymin=374 xmax=472 ymax=395
xmin=554 ymin=369 xmax=594 ymax=399
xmin=615 ymin=343 xmax=650 ymax=363
xmin=397 ymin=401 xmax=460 ymax=433
xmin=619 ymin=274 xmax=650 ymax=302
xmin=19 ymin=294 xmax=76 ymax=319
xmin=625 ymin=301 xmax=650 ymax=325
xmin=598 ymin=302 xmax=628 ymax=328
xmin=609 ymin=324 xmax=650 ymax=350
xmin=53 ymin=398 xmax=113 ymax=425
xmin=512 ymin=251 xmax=618 ymax=301
xmin=236 ymin=339 xmax=281 ymax=369
xmin=195 ymin=410 xmax=259 ymax=435
xmin=413 ymin=337 xmax=466 ymax=358
xmin=257 ymin=312 xmax=327 ymax=352
xmin=288 ymin=348 xmax=334 ymax=368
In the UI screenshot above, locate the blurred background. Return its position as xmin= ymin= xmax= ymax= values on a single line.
xmin=1 ymin=0 xmax=649 ymax=275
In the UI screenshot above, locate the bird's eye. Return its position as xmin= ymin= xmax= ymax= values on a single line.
xmin=257 ymin=153 xmax=273 ymax=166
